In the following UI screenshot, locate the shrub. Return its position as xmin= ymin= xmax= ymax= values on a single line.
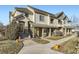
xmin=5 ymin=21 xmax=20 ymax=40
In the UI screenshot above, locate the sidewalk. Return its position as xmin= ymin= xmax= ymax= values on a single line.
xmin=19 ymin=34 xmax=77 ymax=54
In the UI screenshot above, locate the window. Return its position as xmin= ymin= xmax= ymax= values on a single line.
xmin=25 ymin=13 xmax=29 ymax=17
xmin=39 ymin=15 xmax=44 ymax=21
xmin=15 ymin=15 xmax=25 ymax=21
xmin=50 ymin=19 xmax=54 ymax=23
xmin=58 ymin=20 xmax=62 ymax=24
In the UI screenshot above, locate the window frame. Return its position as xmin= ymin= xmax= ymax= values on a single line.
xmin=39 ymin=15 xmax=45 ymax=22
xmin=58 ymin=19 xmax=62 ymax=24
xmin=50 ymin=19 xmax=54 ymax=24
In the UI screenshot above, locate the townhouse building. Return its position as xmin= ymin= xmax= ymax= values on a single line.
xmin=9 ymin=6 xmax=73 ymax=38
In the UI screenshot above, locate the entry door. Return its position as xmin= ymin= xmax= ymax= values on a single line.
xmin=19 ymin=21 xmax=25 ymax=32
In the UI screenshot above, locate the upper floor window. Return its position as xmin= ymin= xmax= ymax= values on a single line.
xmin=50 ymin=19 xmax=54 ymax=23
xmin=39 ymin=15 xmax=44 ymax=21
xmin=58 ymin=20 xmax=62 ymax=24
xmin=15 ymin=14 xmax=25 ymax=21
xmin=25 ymin=13 xmax=29 ymax=17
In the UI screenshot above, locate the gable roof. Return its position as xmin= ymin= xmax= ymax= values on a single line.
xmin=63 ymin=16 xmax=66 ymax=20
xmin=15 ymin=7 xmax=33 ymax=14
xmin=14 ymin=6 xmax=71 ymax=21
xmin=27 ymin=5 xmax=55 ymax=17
xmin=55 ymin=11 xmax=64 ymax=18
xmin=55 ymin=11 xmax=68 ymax=20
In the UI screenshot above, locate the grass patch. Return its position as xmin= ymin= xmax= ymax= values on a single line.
xmin=33 ymin=38 xmax=49 ymax=44
xmin=47 ymin=35 xmax=63 ymax=40
xmin=51 ymin=37 xmax=78 ymax=54
xmin=0 ymin=40 xmax=23 ymax=54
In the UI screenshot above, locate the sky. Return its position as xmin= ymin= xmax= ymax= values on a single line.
xmin=0 ymin=5 xmax=79 ymax=25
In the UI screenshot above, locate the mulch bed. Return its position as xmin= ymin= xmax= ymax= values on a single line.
xmin=0 ymin=40 xmax=24 ymax=54
xmin=33 ymin=38 xmax=49 ymax=44
xmin=51 ymin=37 xmax=78 ymax=54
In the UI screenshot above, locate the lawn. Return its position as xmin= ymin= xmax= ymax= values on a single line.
xmin=47 ymin=35 xmax=63 ymax=40
xmin=51 ymin=37 xmax=78 ymax=54
xmin=0 ymin=40 xmax=23 ymax=54
xmin=33 ymin=38 xmax=49 ymax=44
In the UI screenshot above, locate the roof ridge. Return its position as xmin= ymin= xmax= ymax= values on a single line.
xmin=27 ymin=5 xmax=55 ymax=16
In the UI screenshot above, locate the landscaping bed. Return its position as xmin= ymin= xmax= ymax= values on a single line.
xmin=51 ymin=37 xmax=78 ymax=54
xmin=47 ymin=35 xmax=63 ymax=40
xmin=33 ymin=38 xmax=49 ymax=44
xmin=47 ymin=34 xmax=72 ymax=40
xmin=0 ymin=40 xmax=23 ymax=54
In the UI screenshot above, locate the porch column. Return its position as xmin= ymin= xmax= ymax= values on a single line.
xmin=32 ymin=27 xmax=35 ymax=38
xmin=37 ymin=28 xmax=39 ymax=37
xmin=49 ymin=28 xmax=51 ymax=37
xmin=70 ymin=29 xmax=72 ymax=34
xmin=61 ymin=28 xmax=64 ymax=33
xmin=68 ymin=29 xmax=70 ymax=35
xmin=42 ymin=28 xmax=44 ymax=37
xmin=64 ymin=28 xmax=67 ymax=36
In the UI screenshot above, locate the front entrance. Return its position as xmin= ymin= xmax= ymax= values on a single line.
xmin=18 ymin=21 xmax=25 ymax=39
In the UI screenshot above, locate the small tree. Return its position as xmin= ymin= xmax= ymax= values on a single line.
xmin=5 ymin=20 xmax=20 ymax=40
xmin=0 ymin=22 xmax=5 ymax=35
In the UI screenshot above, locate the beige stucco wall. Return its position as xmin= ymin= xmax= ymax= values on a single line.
xmin=35 ymin=13 xmax=48 ymax=25
xmin=10 ymin=11 xmax=23 ymax=22
xmin=50 ymin=19 xmax=58 ymax=26
xmin=14 ymin=11 xmax=22 ymax=17
xmin=11 ymin=11 xmax=32 ymax=28
xmin=28 ymin=14 xmax=34 ymax=21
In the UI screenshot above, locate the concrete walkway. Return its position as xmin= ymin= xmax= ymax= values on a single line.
xmin=19 ymin=34 xmax=77 ymax=54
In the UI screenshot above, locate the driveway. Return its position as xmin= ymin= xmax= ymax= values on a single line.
xmin=19 ymin=34 xmax=77 ymax=54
